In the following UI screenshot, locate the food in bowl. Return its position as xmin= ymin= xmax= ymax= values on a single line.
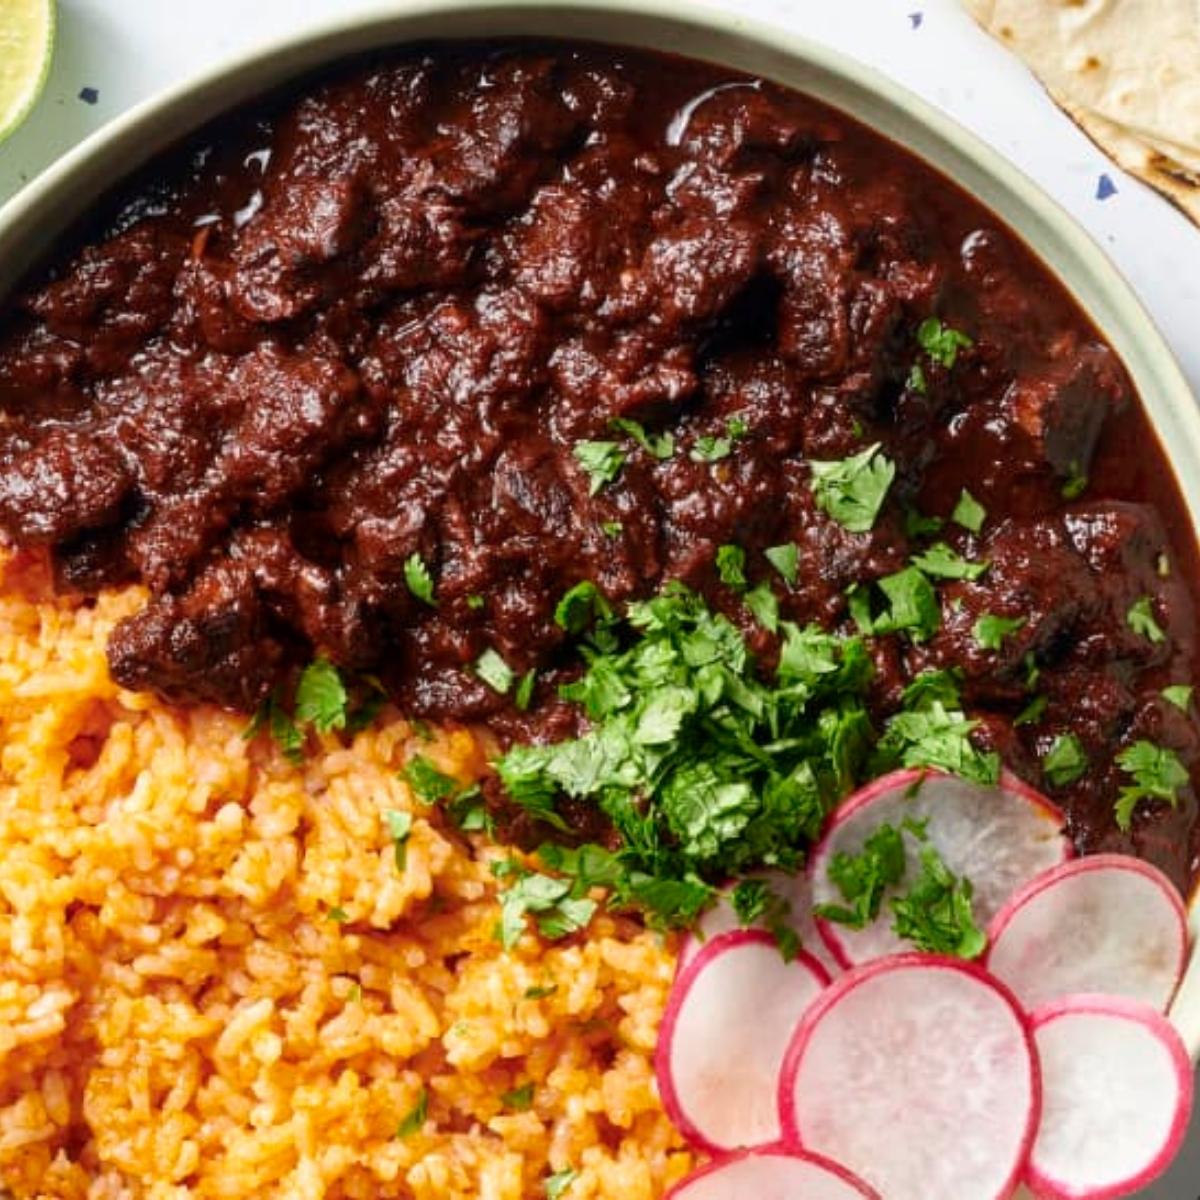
xmin=0 ymin=37 xmax=1195 ymax=1199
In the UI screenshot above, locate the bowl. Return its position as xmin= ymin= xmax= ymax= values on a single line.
xmin=0 ymin=0 xmax=1197 ymax=1056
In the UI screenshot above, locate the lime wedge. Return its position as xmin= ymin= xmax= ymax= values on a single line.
xmin=0 ymin=0 xmax=56 ymax=145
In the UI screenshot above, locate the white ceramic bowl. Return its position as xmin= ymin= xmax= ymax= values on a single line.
xmin=0 ymin=0 xmax=1197 ymax=1056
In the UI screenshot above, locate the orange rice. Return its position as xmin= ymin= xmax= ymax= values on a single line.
xmin=0 ymin=549 xmax=693 ymax=1198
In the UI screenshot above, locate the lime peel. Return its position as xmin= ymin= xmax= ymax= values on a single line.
xmin=0 ymin=0 xmax=56 ymax=145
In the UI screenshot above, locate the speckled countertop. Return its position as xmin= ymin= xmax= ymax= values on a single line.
xmin=0 ymin=2 xmax=1198 ymax=1195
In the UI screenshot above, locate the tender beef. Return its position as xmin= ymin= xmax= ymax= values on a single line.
xmin=0 ymin=42 xmax=1196 ymax=886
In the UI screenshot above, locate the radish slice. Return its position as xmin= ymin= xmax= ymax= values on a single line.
xmin=809 ymin=768 xmax=1071 ymax=967
xmin=985 ymin=854 xmax=1188 ymax=1013
xmin=679 ymin=869 xmax=841 ymax=978
xmin=667 ymin=1148 xmax=880 ymax=1199
xmin=780 ymin=953 xmax=1039 ymax=1200
xmin=657 ymin=929 xmax=830 ymax=1152
xmin=1027 ymin=995 xmax=1194 ymax=1199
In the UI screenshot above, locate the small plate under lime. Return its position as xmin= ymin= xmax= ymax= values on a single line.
xmin=0 ymin=0 xmax=56 ymax=145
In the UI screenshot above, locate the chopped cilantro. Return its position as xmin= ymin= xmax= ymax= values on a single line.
xmin=601 ymin=520 xmax=623 ymax=538
xmin=401 ymin=755 xmax=459 ymax=804
xmin=1043 ymin=734 xmax=1088 ymax=788
xmin=476 ymin=648 xmax=516 ymax=695
xmin=573 ymin=440 xmax=626 ymax=494
xmin=268 ymin=696 xmax=304 ymax=764
xmin=295 ymin=659 xmax=348 ymax=734
xmin=403 ymin=552 xmax=437 ymax=606
xmin=1115 ymin=741 xmax=1189 ymax=831
xmin=524 ymin=984 xmax=558 ymax=1000
xmin=974 ymin=613 xmax=1026 ymax=652
xmin=447 ymin=787 xmax=492 ymax=835
xmin=385 ymin=810 xmax=413 ymax=872
xmin=396 ymin=1088 xmax=428 ymax=1138
xmin=545 ymin=1168 xmax=578 ymax=1199
xmin=690 ymin=434 xmax=732 ymax=463
xmin=903 ymin=505 xmax=944 ymax=539
xmin=744 ymin=582 xmax=779 ymax=632
xmin=874 ymin=701 xmax=1000 ymax=785
xmin=501 ymin=1082 xmax=535 ymax=1111
xmin=765 ymin=542 xmax=799 ymax=588
xmin=951 ymin=488 xmax=986 ymax=533
xmin=515 ymin=670 xmax=537 ymax=712
xmin=1014 ymin=695 xmax=1048 ymax=728
xmin=715 ymin=544 xmax=748 ymax=590
xmin=495 ymin=865 xmax=597 ymax=949
xmin=327 ymin=906 xmax=349 ymax=923
xmin=1061 ymin=463 xmax=1088 ymax=501
xmin=555 ymin=581 xmax=613 ymax=635
xmin=1163 ymin=685 xmax=1193 ymax=712
xmin=609 ymin=416 xmax=674 ymax=460
xmin=1127 ymin=595 xmax=1166 ymax=644
xmin=901 ymin=668 xmax=963 ymax=711
xmin=467 ymin=593 xmax=485 ymax=611
xmin=808 ymin=443 xmax=896 ymax=533
xmin=815 ymin=823 xmax=907 ymax=929
xmin=851 ymin=567 xmax=941 ymax=642
xmin=917 ymin=316 xmax=974 ymax=368
xmin=907 ymin=361 xmax=928 ymax=394
xmin=889 ymin=845 xmax=986 ymax=959
xmin=726 ymin=415 xmax=750 ymax=439
xmin=910 ymin=542 xmax=989 ymax=581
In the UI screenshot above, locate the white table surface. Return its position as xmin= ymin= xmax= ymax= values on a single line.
xmin=1 ymin=1 xmax=1198 ymax=1195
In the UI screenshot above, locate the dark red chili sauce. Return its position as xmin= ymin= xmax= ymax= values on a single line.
xmin=0 ymin=42 xmax=1197 ymax=891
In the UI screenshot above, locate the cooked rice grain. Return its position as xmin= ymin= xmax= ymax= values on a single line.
xmin=0 ymin=551 xmax=692 ymax=1198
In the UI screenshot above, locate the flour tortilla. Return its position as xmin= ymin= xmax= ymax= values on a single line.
xmin=964 ymin=0 xmax=1200 ymax=224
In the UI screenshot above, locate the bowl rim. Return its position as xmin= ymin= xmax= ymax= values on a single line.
xmin=0 ymin=0 xmax=1197 ymax=1055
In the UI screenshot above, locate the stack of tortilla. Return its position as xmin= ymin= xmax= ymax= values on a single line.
xmin=964 ymin=0 xmax=1200 ymax=224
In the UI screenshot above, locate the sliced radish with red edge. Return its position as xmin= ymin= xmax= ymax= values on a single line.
xmin=679 ymin=869 xmax=841 ymax=978
xmin=809 ymin=769 xmax=1071 ymax=968
xmin=986 ymin=854 xmax=1188 ymax=1013
xmin=657 ymin=929 xmax=830 ymax=1152
xmin=780 ymin=953 xmax=1039 ymax=1200
xmin=1026 ymin=994 xmax=1194 ymax=1199
xmin=666 ymin=1148 xmax=880 ymax=1199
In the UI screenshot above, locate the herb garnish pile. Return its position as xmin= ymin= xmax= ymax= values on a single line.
xmin=488 ymin=580 xmax=998 ymax=949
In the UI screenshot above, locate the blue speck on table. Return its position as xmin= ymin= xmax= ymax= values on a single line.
xmin=909 ymin=12 xmax=924 ymax=29
xmin=1096 ymin=173 xmax=1118 ymax=201
xmin=78 ymin=87 xmax=100 ymax=105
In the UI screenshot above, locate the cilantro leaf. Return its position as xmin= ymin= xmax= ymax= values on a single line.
xmin=744 ymin=582 xmax=779 ymax=632
xmin=476 ymin=648 xmax=516 ymax=694
xmin=295 ymin=658 xmax=349 ymax=734
xmin=1014 ymin=695 xmax=1048 ymax=727
xmin=601 ymin=520 xmax=623 ymax=538
xmin=689 ymin=434 xmax=732 ymax=463
xmin=973 ymin=613 xmax=1026 ymax=652
xmin=910 ymin=543 xmax=989 ymax=581
xmin=555 ymin=580 xmax=613 ymax=635
xmin=716 ymin=544 xmax=748 ymax=590
xmin=401 ymin=755 xmax=459 ymax=804
xmin=815 ymin=823 xmax=907 ymax=929
xmin=889 ymin=845 xmax=986 ymax=959
xmin=515 ymin=669 xmax=537 ymax=712
xmin=874 ymin=702 xmax=1000 ymax=785
xmin=268 ymin=696 xmax=304 ymax=763
xmin=1061 ymin=462 xmax=1088 ymax=501
xmin=573 ymin=440 xmax=626 ymax=495
xmin=901 ymin=668 xmax=963 ymax=711
xmin=385 ymin=809 xmax=413 ymax=872
xmin=524 ymin=984 xmax=558 ymax=1000
xmin=1163 ymin=685 xmax=1193 ymax=712
xmin=852 ymin=567 xmax=941 ymax=642
xmin=609 ymin=417 xmax=674 ymax=460
xmin=327 ymin=906 xmax=349 ymax=923
xmin=907 ymin=361 xmax=928 ymax=394
xmin=765 ymin=542 xmax=799 ymax=587
xmin=1127 ymin=595 xmax=1166 ymax=644
xmin=917 ymin=316 xmax=974 ymax=368
xmin=903 ymin=504 xmax=944 ymax=539
xmin=467 ymin=593 xmax=485 ymax=611
xmin=1042 ymin=734 xmax=1088 ymax=788
xmin=808 ymin=443 xmax=895 ymax=533
xmin=396 ymin=1088 xmax=428 ymax=1138
xmin=500 ymin=1082 xmax=535 ymax=1110
xmin=1114 ymin=740 xmax=1189 ymax=831
xmin=545 ymin=1169 xmax=578 ymax=1199
xmin=951 ymin=488 xmax=986 ymax=533
xmin=403 ymin=552 xmax=437 ymax=607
